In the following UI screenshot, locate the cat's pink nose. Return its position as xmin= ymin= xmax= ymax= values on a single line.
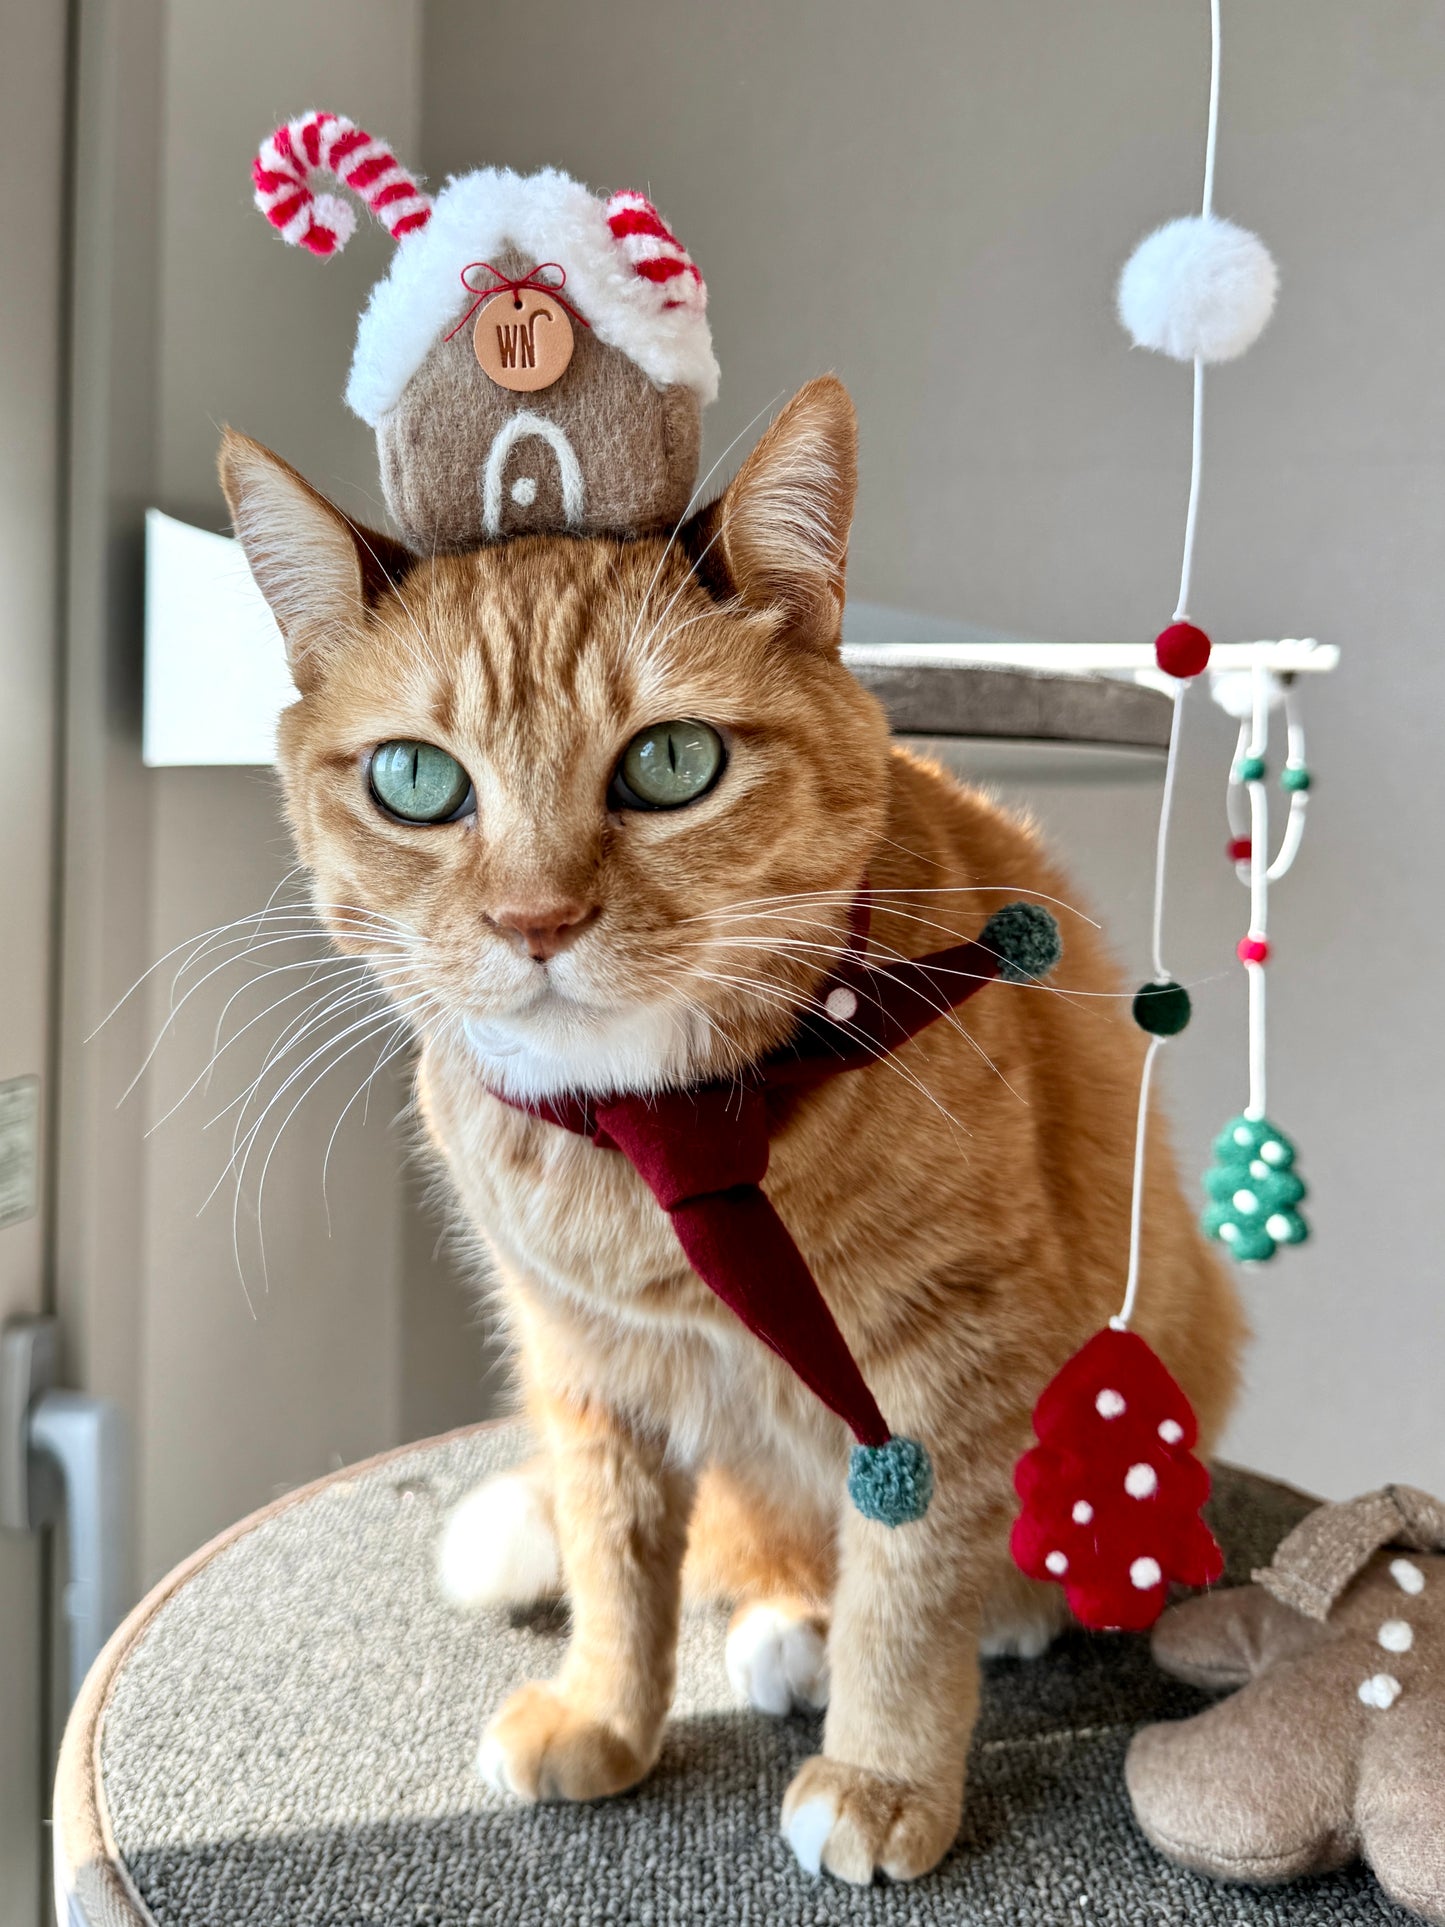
xmin=488 ymin=899 xmax=599 ymax=962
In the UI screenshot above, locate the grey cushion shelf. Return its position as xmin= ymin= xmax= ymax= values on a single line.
xmin=55 ymin=1422 xmax=1418 ymax=1926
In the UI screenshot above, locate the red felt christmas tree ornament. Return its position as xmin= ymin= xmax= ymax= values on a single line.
xmin=1010 ymin=1327 xmax=1223 ymax=1632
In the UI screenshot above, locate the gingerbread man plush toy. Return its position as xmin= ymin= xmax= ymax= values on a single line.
xmin=1128 ymin=1484 xmax=1445 ymax=1924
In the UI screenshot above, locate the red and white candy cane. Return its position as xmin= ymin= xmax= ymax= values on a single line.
xmin=252 ymin=111 xmax=431 ymax=258
xmin=604 ymin=192 xmax=706 ymax=311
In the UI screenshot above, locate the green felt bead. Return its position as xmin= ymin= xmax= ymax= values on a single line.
xmin=1235 ymin=755 xmax=1267 ymax=783
xmin=1281 ymin=765 xmax=1312 ymax=792
xmin=1132 ymin=979 xmax=1192 ymax=1036
xmin=978 ymin=902 xmax=1062 ymax=983
xmin=848 ymin=1436 xmax=933 ymax=1526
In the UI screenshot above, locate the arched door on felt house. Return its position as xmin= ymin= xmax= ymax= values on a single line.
xmin=480 ymin=411 xmax=587 ymax=539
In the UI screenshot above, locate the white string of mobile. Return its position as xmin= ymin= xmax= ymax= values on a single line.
xmin=1112 ymin=0 xmax=1300 ymax=1328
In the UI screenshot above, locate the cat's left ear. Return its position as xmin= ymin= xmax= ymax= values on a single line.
xmin=218 ymin=429 xmax=413 ymax=692
xmin=690 ymin=375 xmax=858 ymax=649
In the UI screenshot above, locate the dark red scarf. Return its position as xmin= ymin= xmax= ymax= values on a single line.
xmin=492 ymin=896 xmax=1060 ymax=1524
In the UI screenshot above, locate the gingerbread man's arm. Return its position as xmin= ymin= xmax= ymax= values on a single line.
xmin=1149 ymin=1582 xmax=1329 ymax=1691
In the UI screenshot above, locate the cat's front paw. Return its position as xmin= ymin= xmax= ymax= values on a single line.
xmin=781 ymin=1756 xmax=960 ymax=1884
xmin=478 ymin=1681 xmax=656 ymax=1804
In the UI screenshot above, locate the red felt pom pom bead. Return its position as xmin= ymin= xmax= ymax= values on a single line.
xmin=1154 ymin=621 xmax=1213 ymax=679
xmin=1237 ymin=936 xmax=1270 ymax=964
xmin=1226 ymin=837 xmax=1252 ymax=862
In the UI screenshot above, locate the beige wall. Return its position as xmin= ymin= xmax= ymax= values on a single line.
xmin=421 ymin=0 xmax=1445 ymax=1498
xmin=134 ymin=0 xmax=437 ymax=1584
xmin=0 ymin=4 xmax=68 ymax=1911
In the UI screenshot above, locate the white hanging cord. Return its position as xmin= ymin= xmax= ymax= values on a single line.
xmin=1173 ymin=360 xmax=1206 ymax=623
xmin=1173 ymin=0 xmax=1220 ymax=623
xmin=1117 ymin=0 xmax=1222 ymax=1328
xmin=1149 ymin=680 xmax=1189 ymax=979
xmin=1243 ymin=644 xmax=1270 ymax=1119
xmin=1269 ymin=681 xmax=1309 ymax=880
xmin=1113 ymin=1037 xmax=1163 ymax=1331
xmin=1226 ymin=681 xmax=1309 ymax=884
xmin=1202 ymin=0 xmax=1221 ymax=218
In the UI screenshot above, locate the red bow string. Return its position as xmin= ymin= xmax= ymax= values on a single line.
xmin=444 ymin=261 xmax=593 ymax=342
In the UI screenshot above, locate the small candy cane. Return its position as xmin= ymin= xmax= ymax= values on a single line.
xmin=252 ymin=110 xmax=431 ymax=257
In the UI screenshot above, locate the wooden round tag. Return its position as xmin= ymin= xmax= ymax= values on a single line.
xmin=473 ymin=291 xmax=574 ymax=393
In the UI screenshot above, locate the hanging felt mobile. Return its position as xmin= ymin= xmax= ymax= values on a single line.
xmin=1012 ymin=0 xmax=1281 ymax=1631
xmin=1199 ymin=660 xmax=1312 ymax=1260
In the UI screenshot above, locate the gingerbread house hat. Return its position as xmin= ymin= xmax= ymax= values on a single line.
xmin=252 ymin=111 xmax=719 ymax=550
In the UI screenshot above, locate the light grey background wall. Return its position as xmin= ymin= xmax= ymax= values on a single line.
xmin=421 ymin=0 xmax=1445 ymax=1498
xmin=132 ymin=0 xmax=462 ymax=1585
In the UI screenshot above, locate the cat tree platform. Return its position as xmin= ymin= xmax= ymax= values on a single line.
xmin=54 ymin=1422 xmax=1417 ymax=1927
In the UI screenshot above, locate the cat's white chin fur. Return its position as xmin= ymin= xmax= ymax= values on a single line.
xmin=462 ymin=995 xmax=699 ymax=1102
xmin=726 ymin=1602 xmax=830 ymax=1714
xmin=438 ymin=1473 xmax=562 ymax=1609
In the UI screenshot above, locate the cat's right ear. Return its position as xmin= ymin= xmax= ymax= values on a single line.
xmin=217 ymin=430 xmax=412 ymax=692
xmin=686 ymin=376 xmax=858 ymax=650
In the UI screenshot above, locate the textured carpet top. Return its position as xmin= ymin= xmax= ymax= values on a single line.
xmin=96 ymin=1425 xmax=1415 ymax=1925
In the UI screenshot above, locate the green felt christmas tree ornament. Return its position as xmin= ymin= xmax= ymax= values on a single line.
xmin=1201 ymin=1115 xmax=1309 ymax=1262
xmin=1208 ymin=670 xmax=1315 ymax=1265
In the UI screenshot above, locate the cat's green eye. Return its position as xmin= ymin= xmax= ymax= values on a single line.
xmin=612 ymin=721 xmax=725 ymax=811
xmin=369 ymin=740 xmax=473 ymax=824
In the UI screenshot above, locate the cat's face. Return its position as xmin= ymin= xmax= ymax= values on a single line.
xmin=223 ymin=380 xmax=890 ymax=1098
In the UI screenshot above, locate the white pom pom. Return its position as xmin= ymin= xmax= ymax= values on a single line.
xmin=1118 ymin=215 xmax=1278 ymax=363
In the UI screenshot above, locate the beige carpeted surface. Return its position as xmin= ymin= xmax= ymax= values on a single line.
xmin=91 ymin=1425 xmax=1415 ymax=1925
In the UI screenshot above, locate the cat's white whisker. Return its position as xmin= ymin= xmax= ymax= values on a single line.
xmin=145 ymin=959 xmax=375 ymax=1136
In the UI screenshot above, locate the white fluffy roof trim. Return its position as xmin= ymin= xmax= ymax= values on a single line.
xmin=346 ymin=167 xmax=719 ymax=425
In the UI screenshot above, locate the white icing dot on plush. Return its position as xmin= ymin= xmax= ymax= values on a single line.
xmin=1096 ymin=1389 xmax=1126 ymax=1420
xmin=1378 ymin=1619 xmax=1414 ymax=1654
xmin=1158 ymin=1419 xmax=1184 ymax=1445
xmin=510 ymin=476 xmax=538 ymax=507
xmin=1219 ymin=1222 xmax=1240 ymax=1242
xmin=1391 ymin=1559 xmax=1426 ymax=1596
xmin=823 ymin=986 xmax=859 ymax=1024
xmin=1265 ymin=1214 xmax=1294 ymax=1240
xmin=1130 ymin=1556 xmax=1163 ymax=1591
xmin=1260 ymin=1140 xmax=1286 ymax=1164
xmin=1249 ymin=1158 xmax=1268 ymax=1179
xmin=1233 ymin=1126 xmax=1252 ymax=1147
xmin=1358 ymin=1673 xmax=1402 ymax=1710
xmin=1072 ymin=1500 xmax=1094 ymax=1526
xmin=1233 ymin=1189 xmax=1259 ymax=1214
xmin=1125 ymin=1462 xmax=1159 ymax=1500
xmin=1045 ymin=1550 xmax=1069 ymax=1576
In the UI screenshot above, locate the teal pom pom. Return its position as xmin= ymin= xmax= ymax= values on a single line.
xmin=1132 ymin=979 xmax=1192 ymax=1036
xmin=1201 ymin=1115 xmax=1309 ymax=1262
xmin=980 ymin=902 xmax=1062 ymax=983
xmin=848 ymin=1436 xmax=933 ymax=1526
xmin=1281 ymin=765 xmax=1312 ymax=792
xmin=1236 ymin=754 xmax=1267 ymax=783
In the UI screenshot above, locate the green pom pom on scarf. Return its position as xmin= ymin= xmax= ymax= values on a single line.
xmin=848 ymin=1436 xmax=934 ymax=1526
xmin=979 ymin=902 xmax=1063 ymax=983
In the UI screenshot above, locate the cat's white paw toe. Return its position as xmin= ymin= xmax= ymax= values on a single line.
xmin=438 ymin=1472 xmax=561 ymax=1609
xmin=725 ymin=1601 xmax=829 ymax=1715
xmin=978 ymin=1610 xmax=1062 ymax=1661
xmin=783 ymin=1793 xmax=837 ymax=1875
xmin=476 ymin=1728 xmax=516 ymax=1798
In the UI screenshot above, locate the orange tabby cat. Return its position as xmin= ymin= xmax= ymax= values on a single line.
xmin=220 ymin=377 xmax=1243 ymax=1885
